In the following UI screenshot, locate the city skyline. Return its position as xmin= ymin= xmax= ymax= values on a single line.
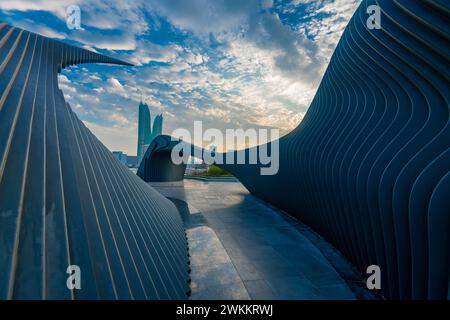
xmin=137 ymin=100 xmax=163 ymax=160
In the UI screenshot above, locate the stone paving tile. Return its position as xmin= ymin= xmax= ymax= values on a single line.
xmin=307 ymin=271 xmax=348 ymax=288
xmin=190 ymin=281 xmax=251 ymax=300
xmin=224 ymin=246 xmax=251 ymax=262
xmin=190 ymin=262 xmax=243 ymax=293
xmin=252 ymin=259 xmax=303 ymax=279
xmin=265 ymin=276 xmax=320 ymax=300
xmin=288 ymin=252 xmax=338 ymax=277
xmin=231 ymin=258 xmax=265 ymax=281
xmin=244 ymin=280 xmax=279 ymax=299
xmin=214 ymin=230 xmax=242 ymax=249
xmin=314 ymin=284 xmax=356 ymax=300
xmin=237 ymin=244 xmax=285 ymax=261
xmin=187 ymin=226 xmax=220 ymax=244
xmin=151 ymin=180 xmax=363 ymax=300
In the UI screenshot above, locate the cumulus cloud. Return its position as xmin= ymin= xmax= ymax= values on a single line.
xmin=57 ymin=74 xmax=71 ymax=84
xmin=0 ymin=0 xmax=70 ymax=17
xmin=108 ymin=112 xmax=132 ymax=127
xmin=2 ymin=0 xmax=360 ymax=153
xmin=298 ymin=0 xmax=361 ymax=59
xmin=145 ymin=0 xmax=259 ymax=35
xmin=0 ymin=0 xmax=146 ymax=50
xmin=121 ymin=41 xmax=183 ymax=66
xmin=261 ymin=0 xmax=274 ymax=10
xmin=71 ymin=31 xmax=137 ymax=51
xmin=7 ymin=18 xmax=67 ymax=39
xmin=107 ymin=78 xmax=125 ymax=91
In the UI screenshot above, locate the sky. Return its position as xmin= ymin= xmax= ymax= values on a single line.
xmin=0 ymin=0 xmax=361 ymax=155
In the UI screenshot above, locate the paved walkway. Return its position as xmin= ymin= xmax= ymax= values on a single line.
xmin=151 ymin=180 xmax=365 ymax=300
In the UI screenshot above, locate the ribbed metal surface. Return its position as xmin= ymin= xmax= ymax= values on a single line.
xmin=218 ymin=0 xmax=449 ymax=299
xmin=137 ymin=135 xmax=187 ymax=182
xmin=0 ymin=22 xmax=189 ymax=299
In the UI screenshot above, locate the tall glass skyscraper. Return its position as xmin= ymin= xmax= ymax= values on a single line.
xmin=137 ymin=101 xmax=163 ymax=162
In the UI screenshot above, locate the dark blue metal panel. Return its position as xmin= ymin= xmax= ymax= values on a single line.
xmin=220 ymin=0 xmax=450 ymax=299
xmin=137 ymin=135 xmax=187 ymax=182
xmin=0 ymin=22 xmax=189 ymax=300
xmin=138 ymin=1 xmax=450 ymax=299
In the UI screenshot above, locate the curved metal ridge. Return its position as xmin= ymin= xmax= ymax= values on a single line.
xmin=216 ymin=0 xmax=449 ymax=299
xmin=137 ymin=135 xmax=188 ymax=182
xmin=0 ymin=22 xmax=189 ymax=299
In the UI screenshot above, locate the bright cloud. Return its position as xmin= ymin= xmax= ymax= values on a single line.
xmin=0 ymin=0 xmax=361 ymax=155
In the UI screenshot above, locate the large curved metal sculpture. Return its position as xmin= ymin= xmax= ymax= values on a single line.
xmin=223 ymin=0 xmax=450 ymax=299
xmin=0 ymin=22 xmax=189 ymax=299
xmin=139 ymin=0 xmax=450 ymax=299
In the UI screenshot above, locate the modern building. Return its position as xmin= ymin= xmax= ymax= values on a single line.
xmin=153 ymin=114 xmax=163 ymax=140
xmin=112 ymin=152 xmax=138 ymax=168
xmin=112 ymin=151 xmax=127 ymax=165
xmin=137 ymin=101 xmax=163 ymax=163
